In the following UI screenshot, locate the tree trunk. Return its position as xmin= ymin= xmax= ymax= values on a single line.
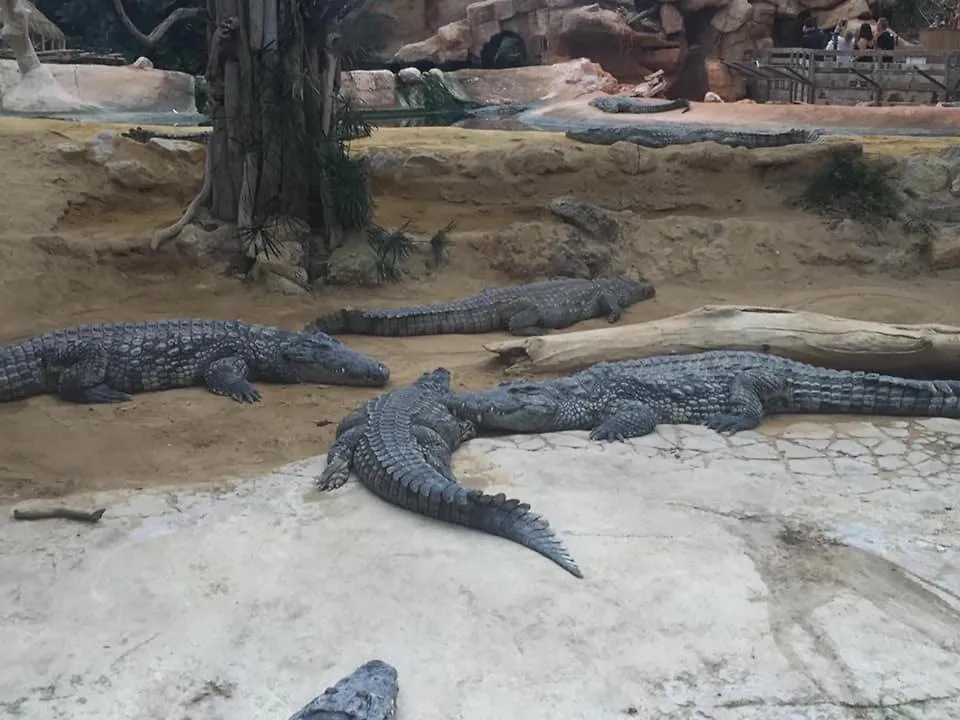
xmin=482 ymin=305 xmax=960 ymax=377
xmin=0 ymin=0 xmax=94 ymax=112
xmin=151 ymin=0 xmax=371 ymax=280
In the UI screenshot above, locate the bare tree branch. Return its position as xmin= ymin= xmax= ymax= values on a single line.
xmin=111 ymin=0 xmax=205 ymax=49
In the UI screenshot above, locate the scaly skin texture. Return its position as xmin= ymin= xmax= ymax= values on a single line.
xmin=304 ymin=276 xmax=655 ymax=337
xmin=589 ymin=96 xmax=691 ymax=114
xmin=566 ymin=126 xmax=823 ymax=149
xmin=317 ymin=368 xmax=583 ymax=578
xmin=287 ymin=659 xmax=399 ymax=720
xmin=449 ymin=350 xmax=960 ymax=441
xmin=0 ymin=319 xmax=390 ymax=404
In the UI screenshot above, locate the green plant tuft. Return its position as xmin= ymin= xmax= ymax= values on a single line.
xmin=368 ymin=222 xmax=415 ymax=282
xmin=803 ymin=154 xmax=903 ymax=226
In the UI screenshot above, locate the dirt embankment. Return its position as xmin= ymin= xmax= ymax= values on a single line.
xmin=1 ymin=120 xmax=959 ymax=502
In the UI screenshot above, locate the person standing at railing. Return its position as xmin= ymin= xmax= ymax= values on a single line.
xmin=854 ymin=22 xmax=874 ymax=62
xmin=875 ymin=18 xmax=897 ymax=64
xmin=800 ymin=16 xmax=828 ymax=50
xmin=827 ymin=28 xmax=855 ymax=65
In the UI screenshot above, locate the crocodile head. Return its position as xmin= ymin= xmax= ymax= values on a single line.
xmin=450 ymin=381 xmax=562 ymax=433
xmin=289 ymin=659 xmax=399 ymax=720
xmin=278 ymin=332 xmax=390 ymax=387
xmin=601 ymin=276 xmax=656 ymax=306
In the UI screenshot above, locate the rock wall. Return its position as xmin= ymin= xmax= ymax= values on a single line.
xmin=381 ymin=0 xmax=875 ymax=96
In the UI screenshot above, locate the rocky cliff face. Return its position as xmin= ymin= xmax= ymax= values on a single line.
xmin=374 ymin=0 xmax=872 ymax=98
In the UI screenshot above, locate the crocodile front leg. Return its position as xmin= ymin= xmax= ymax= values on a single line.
xmin=203 ymin=357 xmax=261 ymax=403
xmin=46 ymin=342 xmax=131 ymax=403
xmin=706 ymin=369 xmax=787 ymax=434
xmin=506 ymin=301 xmax=550 ymax=336
xmin=589 ymin=400 xmax=659 ymax=441
xmin=597 ymin=290 xmax=624 ymax=323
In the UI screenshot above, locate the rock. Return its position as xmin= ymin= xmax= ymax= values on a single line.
xmin=558 ymin=7 xmax=668 ymax=80
xmin=131 ymin=56 xmax=154 ymax=70
xmin=900 ymin=156 xmax=953 ymax=195
xmin=397 ymin=66 xmax=424 ymax=85
xmin=147 ymin=137 xmax=206 ymax=162
xmin=326 ymin=246 xmax=381 ymax=287
xmin=705 ymin=59 xmax=742 ymax=101
xmin=87 ymin=130 xmax=117 ymax=164
xmin=251 ymin=260 xmax=309 ymax=295
xmin=644 ymin=44 xmax=687 ymax=75
xmin=659 ymin=4 xmax=685 ymax=35
xmin=392 ymin=20 xmax=473 ymax=65
xmin=394 ymin=60 xmax=617 ymax=108
xmin=711 ymin=0 xmax=753 ymax=33
xmin=549 ymin=197 xmax=621 ymax=242
xmin=105 ymin=160 xmax=160 ymax=190
xmin=931 ymin=225 xmax=960 ymax=269
xmin=338 ymin=70 xmax=398 ymax=110
xmin=0 ymin=60 xmax=195 ymax=112
xmin=815 ymin=0 xmax=870 ymax=31
xmin=55 ymin=142 xmax=86 ymax=162
xmin=361 ymin=150 xmax=405 ymax=179
xmin=951 ymin=177 xmax=960 ymax=198
xmin=680 ymin=0 xmax=732 ymax=12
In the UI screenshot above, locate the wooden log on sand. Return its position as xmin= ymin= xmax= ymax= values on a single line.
xmin=483 ymin=305 xmax=960 ymax=377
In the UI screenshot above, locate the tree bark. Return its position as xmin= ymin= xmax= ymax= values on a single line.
xmin=0 ymin=0 xmax=39 ymax=75
xmin=111 ymin=0 xmax=205 ymax=50
xmin=482 ymin=305 xmax=960 ymax=377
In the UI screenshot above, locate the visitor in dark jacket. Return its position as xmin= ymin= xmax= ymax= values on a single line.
xmin=800 ymin=17 xmax=827 ymax=50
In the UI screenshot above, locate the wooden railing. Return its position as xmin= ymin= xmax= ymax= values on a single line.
xmin=724 ymin=47 xmax=960 ymax=105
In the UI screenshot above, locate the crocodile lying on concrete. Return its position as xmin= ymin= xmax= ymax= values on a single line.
xmin=590 ymin=96 xmax=691 ymax=114
xmin=305 ymin=276 xmax=655 ymax=337
xmin=566 ymin=126 xmax=823 ymax=149
xmin=317 ymin=368 xmax=582 ymax=577
xmin=288 ymin=659 xmax=399 ymax=720
xmin=0 ymin=319 xmax=390 ymax=404
xmin=448 ymin=350 xmax=960 ymax=441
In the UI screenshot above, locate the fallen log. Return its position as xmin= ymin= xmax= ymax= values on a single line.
xmin=482 ymin=305 xmax=960 ymax=377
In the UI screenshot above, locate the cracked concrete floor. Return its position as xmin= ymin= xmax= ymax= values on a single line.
xmin=3 ymin=418 xmax=960 ymax=719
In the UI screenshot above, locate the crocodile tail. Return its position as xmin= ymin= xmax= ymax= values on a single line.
xmin=468 ymin=492 xmax=583 ymax=578
xmin=302 ymin=309 xmax=371 ymax=335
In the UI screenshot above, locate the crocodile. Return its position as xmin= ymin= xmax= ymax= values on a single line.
xmin=448 ymin=350 xmax=960 ymax=442
xmin=122 ymin=126 xmax=212 ymax=144
xmin=305 ymin=276 xmax=655 ymax=337
xmin=288 ymin=659 xmax=399 ymax=720
xmin=317 ymin=368 xmax=583 ymax=578
xmin=590 ymin=96 xmax=691 ymax=114
xmin=0 ymin=319 xmax=390 ymax=404
xmin=566 ymin=126 xmax=823 ymax=149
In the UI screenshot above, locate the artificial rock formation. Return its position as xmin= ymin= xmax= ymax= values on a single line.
xmin=384 ymin=0 xmax=875 ymax=97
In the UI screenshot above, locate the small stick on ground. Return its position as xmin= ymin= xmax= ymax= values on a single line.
xmin=12 ymin=507 xmax=106 ymax=523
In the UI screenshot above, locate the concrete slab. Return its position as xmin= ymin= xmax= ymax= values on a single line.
xmin=3 ymin=418 xmax=960 ymax=719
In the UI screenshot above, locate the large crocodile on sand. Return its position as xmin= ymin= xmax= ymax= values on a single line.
xmin=317 ymin=368 xmax=582 ymax=578
xmin=305 ymin=276 xmax=655 ymax=337
xmin=566 ymin=126 xmax=823 ymax=150
xmin=0 ymin=319 xmax=390 ymax=404
xmin=448 ymin=350 xmax=960 ymax=441
xmin=288 ymin=659 xmax=399 ymax=720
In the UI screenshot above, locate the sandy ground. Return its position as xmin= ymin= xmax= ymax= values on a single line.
xmin=1 ymin=119 xmax=960 ymax=502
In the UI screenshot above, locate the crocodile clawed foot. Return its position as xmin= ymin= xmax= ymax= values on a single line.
xmin=225 ymin=383 xmax=261 ymax=403
xmin=589 ymin=427 xmax=626 ymax=442
xmin=706 ymin=414 xmax=755 ymax=434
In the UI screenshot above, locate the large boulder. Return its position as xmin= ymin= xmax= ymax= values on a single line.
xmin=0 ymin=61 xmax=196 ymax=113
